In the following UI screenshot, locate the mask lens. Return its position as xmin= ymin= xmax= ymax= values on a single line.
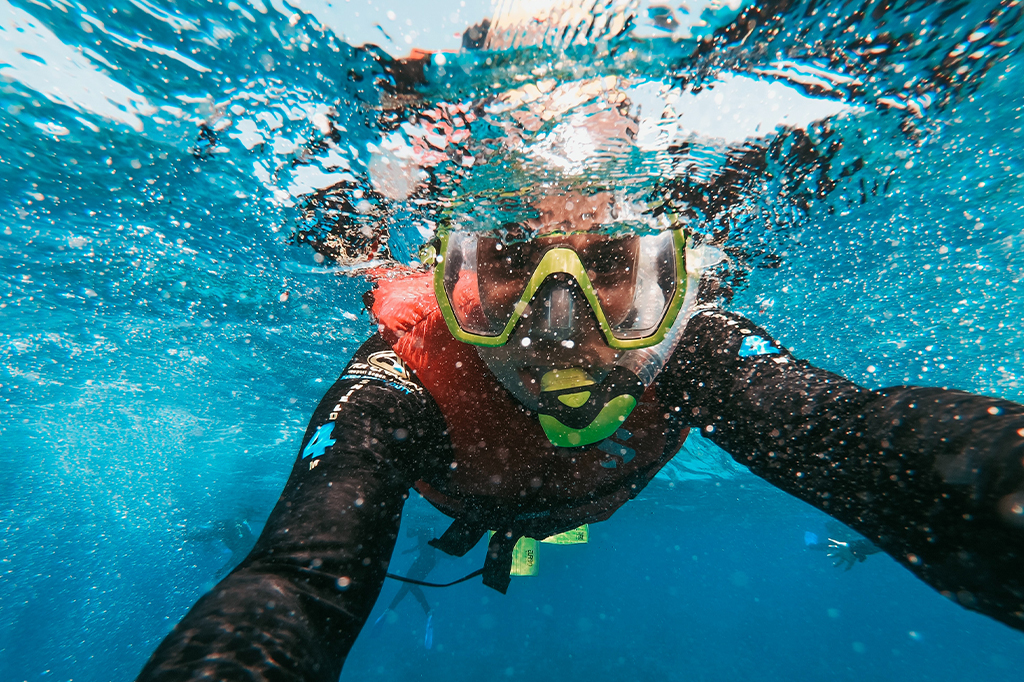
xmin=600 ymin=230 xmax=678 ymax=339
xmin=440 ymin=232 xmax=490 ymax=334
xmin=477 ymin=238 xmax=546 ymax=330
xmin=577 ymin=236 xmax=639 ymax=329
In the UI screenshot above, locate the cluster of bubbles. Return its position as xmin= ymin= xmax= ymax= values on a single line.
xmin=2 ymin=2 xmax=1024 ymax=679
xmin=197 ymin=0 xmax=1024 ymax=292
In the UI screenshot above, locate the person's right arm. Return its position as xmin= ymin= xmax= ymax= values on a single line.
xmin=135 ymin=335 xmax=451 ymax=682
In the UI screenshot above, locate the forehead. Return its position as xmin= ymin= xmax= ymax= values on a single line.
xmin=528 ymin=191 xmax=614 ymax=235
xmin=446 ymin=188 xmax=653 ymax=242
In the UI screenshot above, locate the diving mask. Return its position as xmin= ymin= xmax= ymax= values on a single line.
xmin=432 ymin=228 xmax=687 ymax=350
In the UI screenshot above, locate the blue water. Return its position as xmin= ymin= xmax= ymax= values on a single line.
xmin=2 ymin=0 xmax=1024 ymax=680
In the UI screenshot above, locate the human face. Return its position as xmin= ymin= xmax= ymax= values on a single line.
xmin=475 ymin=191 xmax=634 ymax=408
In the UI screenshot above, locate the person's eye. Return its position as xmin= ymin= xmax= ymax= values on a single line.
xmin=585 ymin=243 xmax=629 ymax=274
xmin=503 ymin=244 xmax=531 ymax=272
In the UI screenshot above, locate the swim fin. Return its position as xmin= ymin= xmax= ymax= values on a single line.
xmin=370 ymin=609 xmax=390 ymax=638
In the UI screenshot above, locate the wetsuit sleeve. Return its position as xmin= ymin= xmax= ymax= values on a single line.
xmin=136 ymin=335 xmax=451 ymax=682
xmin=658 ymin=309 xmax=1024 ymax=631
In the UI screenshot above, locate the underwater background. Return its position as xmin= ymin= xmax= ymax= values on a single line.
xmin=2 ymin=0 xmax=1024 ymax=680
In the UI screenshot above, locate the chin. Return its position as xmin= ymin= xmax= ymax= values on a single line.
xmin=476 ymin=337 xmax=620 ymax=409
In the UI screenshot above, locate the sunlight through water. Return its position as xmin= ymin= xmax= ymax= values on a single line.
xmin=2 ymin=0 xmax=1024 ymax=680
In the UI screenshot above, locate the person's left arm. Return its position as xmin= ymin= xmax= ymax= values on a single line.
xmin=658 ymin=309 xmax=1024 ymax=631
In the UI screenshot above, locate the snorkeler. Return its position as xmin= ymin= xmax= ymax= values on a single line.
xmin=372 ymin=527 xmax=438 ymax=649
xmin=804 ymin=522 xmax=882 ymax=571
xmin=129 ymin=31 xmax=1024 ymax=680
xmin=186 ymin=515 xmax=258 ymax=580
xmin=135 ymin=180 xmax=1024 ymax=682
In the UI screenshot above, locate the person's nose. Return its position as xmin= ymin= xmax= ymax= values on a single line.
xmin=527 ymin=277 xmax=586 ymax=342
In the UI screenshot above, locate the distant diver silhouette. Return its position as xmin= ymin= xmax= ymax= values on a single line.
xmin=374 ymin=528 xmax=438 ymax=649
xmin=188 ymin=513 xmax=259 ymax=579
xmin=805 ymin=521 xmax=882 ymax=571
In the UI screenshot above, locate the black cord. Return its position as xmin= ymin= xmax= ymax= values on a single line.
xmin=384 ymin=568 xmax=484 ymax=588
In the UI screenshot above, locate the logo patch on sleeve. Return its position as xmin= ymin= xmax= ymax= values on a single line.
xmin=368 ymin=350 xmax=410 ymax=379
xmin=738 ymin=335 xmax=781 ymax=358
xmin=302 ymin=422 xmax=337 ymax=459
xmin=340 ymin=350 xmax=421 ymax=395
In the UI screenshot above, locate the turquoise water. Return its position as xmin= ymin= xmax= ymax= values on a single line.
xmin=2 ymin=0 xmax=1024 ymax=680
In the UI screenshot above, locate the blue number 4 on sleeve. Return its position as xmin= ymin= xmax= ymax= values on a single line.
xmin=302 ymin=423 xmax=337 ymax=459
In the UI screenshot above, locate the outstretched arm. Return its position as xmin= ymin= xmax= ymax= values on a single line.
xmin=660 ymin=309 xmax=1024 ymax=631
xmin=136 ymin=336 xmax=450 ymax=681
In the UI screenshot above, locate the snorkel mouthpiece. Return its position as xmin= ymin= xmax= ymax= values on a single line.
xmin=537 ymin=368 xmax=645 ymax=447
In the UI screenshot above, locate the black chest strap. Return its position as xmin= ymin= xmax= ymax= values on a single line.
xmin=427 ymin=517 xmax=522 ymax=594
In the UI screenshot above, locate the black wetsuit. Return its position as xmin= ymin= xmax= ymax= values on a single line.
xmin=136 ymin=310 xmax=1024 ymax=682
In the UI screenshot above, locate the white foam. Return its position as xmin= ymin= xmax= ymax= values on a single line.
xmin=633 ymin=73 xmax=855 ymax=150
xmin=0 ymin=0 xmax=156 ymax=131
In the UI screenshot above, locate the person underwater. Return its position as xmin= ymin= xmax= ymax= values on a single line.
xmin=186 ymin=514 xmax=259 ymax=580
xmin=805 ymin=521 xmax=882 ymax=571
xmin=133 ymin=47 xmax=1024 ymax=678
xmin=135 ymin=181 xmax=1024 ymax=682
xmin=372 ymin=527 xmax=438 ymax=649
